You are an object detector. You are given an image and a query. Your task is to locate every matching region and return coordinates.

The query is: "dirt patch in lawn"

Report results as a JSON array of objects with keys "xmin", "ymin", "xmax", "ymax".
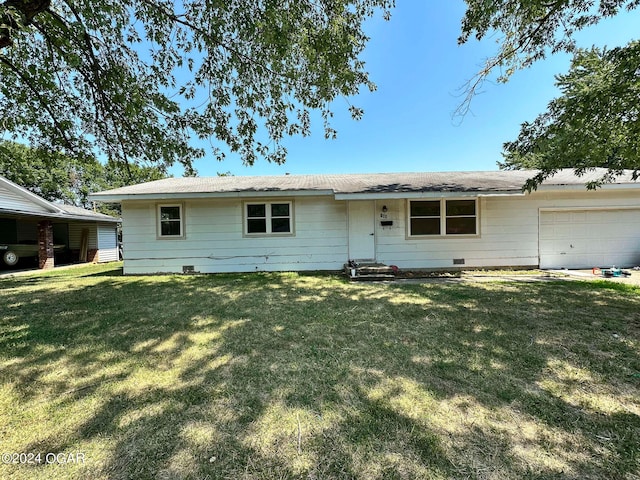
[{"xmin": 396, "ymin": 269, "xmax": 568, "ymax": 284}]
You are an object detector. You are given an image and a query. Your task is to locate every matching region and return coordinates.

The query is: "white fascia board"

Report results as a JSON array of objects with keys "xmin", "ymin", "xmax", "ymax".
[
  {"xmin": 536, "ymin": 183, "xmax": 640, "ymax": 192},
  {"xmin": 333, "ymin": 190, "xmax": 524, "ymax": 200},
  {"xmin": 89, "ymin": 189, "xmax": 336, "ymax": 203},
  {"xmin": 477, "ymin": 192, "xmax": 527, "ymax": 197}
]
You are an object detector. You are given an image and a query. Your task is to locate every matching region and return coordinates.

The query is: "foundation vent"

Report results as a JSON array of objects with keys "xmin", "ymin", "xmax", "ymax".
[{"xmin": 453, "ymin": 258, "xmax": 465, "ymax": 265}]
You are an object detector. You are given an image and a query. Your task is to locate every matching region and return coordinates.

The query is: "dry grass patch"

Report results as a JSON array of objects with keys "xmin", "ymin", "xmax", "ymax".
[{"xmin": 1, "ymin": 263, "xmax": 639, "ymax": 479}]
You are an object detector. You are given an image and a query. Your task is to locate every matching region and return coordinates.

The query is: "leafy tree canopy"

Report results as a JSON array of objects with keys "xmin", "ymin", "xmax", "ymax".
[
  {"xmin": 0, "ymin": 140, "xmax": 166, "ymax": 211},
  {"xmin": 500, "ymin": 41, "xmax": 640, "ymax": 190},
  {"xmin": 0, "ymin": 0, "xmax": 393, "ymax": 172},
  {"xmin": 458, "ymin": 0, "xmax": 639, "ymax": 109},
  {"xmin": 459, "ymin": 0, "xmax": 640, "ymax": 188}
]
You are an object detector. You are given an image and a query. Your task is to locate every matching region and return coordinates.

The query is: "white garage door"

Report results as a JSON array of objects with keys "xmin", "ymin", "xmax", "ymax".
[{"xmin": 539, "ymin": 209, "xmax": 640, "ymax": 269}]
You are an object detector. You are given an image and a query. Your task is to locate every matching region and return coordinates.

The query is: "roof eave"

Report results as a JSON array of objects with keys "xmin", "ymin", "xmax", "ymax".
[
  {"xmin": 90, "ymin": 189, "xmax": 336, "ymax": 202},
  {"xmin": 536, "ymin": 183, "xmax": 640, "ymax": 192},
  {"xmin": 334, "ymin": 190, "xmax": 526, "ymax": 200},
  {"xmin": 0, "ymin": 208, "xmax": 119, "ymax": 223},
  {"xmin": 91, "ymin": 189, "xmax": 532, "ymax": 202}
]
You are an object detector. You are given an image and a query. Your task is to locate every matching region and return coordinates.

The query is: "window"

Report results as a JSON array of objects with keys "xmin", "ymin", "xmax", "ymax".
[
  {"xmin": 445, "ymin": 200, "xmax": 476, "ymax": 235},
  {"xmin": 408, "ymin": 199, "xmax": 477, "ymax": 236},
  {"xmin": 245, "ymin": 202, "xmax": 292, "ymax": 235},
  {"xmin": 158, "ymin": 204, "xmax": 184, "ymax": 238},
  {"xmin": 410, "ymin": 200, "xmax": 441, "ymax": 235}
]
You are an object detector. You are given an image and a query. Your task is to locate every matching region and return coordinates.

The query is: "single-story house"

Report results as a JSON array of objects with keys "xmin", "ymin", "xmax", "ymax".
[
  {"xmin": 0, "ymin": 175, "xmax": 120, "ymax": 269},
  {"xmin": 88, "ymin": 169, "xmax": 640, "ymax": 275}
]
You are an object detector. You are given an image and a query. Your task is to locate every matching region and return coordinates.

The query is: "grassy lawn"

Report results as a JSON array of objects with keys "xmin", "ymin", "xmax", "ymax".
[{"xmin": 1, "ymin": 263, "xmax": 639, "ymax": 479}]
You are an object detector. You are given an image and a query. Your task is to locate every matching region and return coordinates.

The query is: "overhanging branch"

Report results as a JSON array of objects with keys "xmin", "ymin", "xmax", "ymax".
[{"xmin": 0, "ymin": 54, "xmax": 74, "ymax": 148}]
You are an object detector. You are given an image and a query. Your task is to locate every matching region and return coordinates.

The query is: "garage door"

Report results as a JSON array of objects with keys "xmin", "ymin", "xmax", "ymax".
[{"xmin": 539, "ymin": 209, "xmax": 640, "ymax": 269}]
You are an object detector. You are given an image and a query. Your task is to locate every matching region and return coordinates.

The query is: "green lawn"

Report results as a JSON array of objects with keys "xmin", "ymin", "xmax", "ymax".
[{"xmin": 1, "ymin": 263, "xmax": 639, "ymax": 479}]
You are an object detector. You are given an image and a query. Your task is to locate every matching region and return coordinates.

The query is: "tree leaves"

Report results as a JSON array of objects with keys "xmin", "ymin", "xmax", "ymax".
[
  {"xmin": 0, "ymin": 140, "xmax": 166, "ymax": 211},
  {"xmin": 500, "ymin": 41, "xmax": 640, "ymax": 189},
  {"xmin": 459, "ymin": 1, "xmax": 640, "ymax": 188},
  {"xmin": 456, "ymin": 0, "xmax": 639, "ymax": 116},
  {"xmin": 0, "ymin": 0, "xmax": 394, "ymax": 171}
]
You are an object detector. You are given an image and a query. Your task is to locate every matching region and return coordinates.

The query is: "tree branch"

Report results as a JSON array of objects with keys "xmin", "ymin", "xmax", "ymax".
[
  {"xmin": 0, "ymin": 0, "xmax": 51, "ymax": 48},
  {"xmin": 0, "ymin": 55, "xmax": 74, "ymax": 148},
  {"xmin": 137, "ymin": 0, "xmax": 294, "ymax": 83},
  {"xmin": 57, "ymin": 0, "xmax": 134, "ymax": 168},
  {"xmin": 42, "ymin": 7, "xmax": 105, "ymax": 128},
  {"xmin": 455, "ymin": 1, "xmax": 568, "ymax": 118}
]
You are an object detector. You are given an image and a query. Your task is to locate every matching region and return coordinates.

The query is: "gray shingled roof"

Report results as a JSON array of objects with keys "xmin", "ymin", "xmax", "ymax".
[
  {"xmin": 90, "ymin": 169, "xmax": 640, "ymax": 199},
  {"xmin": 0, "ymin": 203, "xmax": 120, "ymax": 222},
  {"xmin": 57, "ymin": 204, "xmax": 120, "ymax": 222}
]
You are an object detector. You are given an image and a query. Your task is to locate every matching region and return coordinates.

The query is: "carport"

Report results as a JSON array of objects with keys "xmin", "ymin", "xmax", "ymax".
[{"xmin": 0, "ymin": 175, "xmax": 119, "ymax": 269}]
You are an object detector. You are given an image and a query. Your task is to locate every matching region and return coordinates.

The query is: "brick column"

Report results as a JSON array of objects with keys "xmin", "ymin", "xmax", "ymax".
[
  {"xmin": 38, "ymin": 220, "xmax": 55, "ymax": 269},
  {"xmin": 87, "ymin": 249, "xmax": 98, "ymax": 263}
]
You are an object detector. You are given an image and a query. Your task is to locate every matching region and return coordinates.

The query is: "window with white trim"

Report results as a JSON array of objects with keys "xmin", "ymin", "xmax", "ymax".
[
  {"xmin": 245, "ymin": 201, "xmax": 292, "ymax": 235},
  {"xmin": 158, "ymin": 204, "xmax": 184, "ymax": 238},
  {"xmin": 408, "ymin": 199, "xmax": 477, "ymax": 236}
]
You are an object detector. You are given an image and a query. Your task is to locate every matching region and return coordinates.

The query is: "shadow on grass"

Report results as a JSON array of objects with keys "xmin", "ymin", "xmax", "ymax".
[
  {"xmin": 80, "ymin": 267, "xmax": 124, "ymax": 278},
  {"xmin": 1, "ymin": 271, "xmax": 639, "ymax": 479}
]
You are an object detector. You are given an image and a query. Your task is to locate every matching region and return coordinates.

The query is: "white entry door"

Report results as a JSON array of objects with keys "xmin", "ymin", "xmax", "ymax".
[{"xmin": 348, "ymin": 201, "xmax": 376, "ymax": 261}]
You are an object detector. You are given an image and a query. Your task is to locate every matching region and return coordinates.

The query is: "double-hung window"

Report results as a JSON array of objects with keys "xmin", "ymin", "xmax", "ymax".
[
  {"xmin": 445, "ymin": 200, "xmax": 477, "ymax": 235},
  {"xmin": 409, "ymin": 200, "xmax": 441, "ymax": 235},
  {"xmin": 408, "ymin": 199, "xmax": 477, "ymax": 237},
  {"xmin": 245, "ymin": 201, "xmax": 293, "ymax": 235},
  {"xmin": 157, "ymin": 204, "xmax": 184, "ymax": 238}
]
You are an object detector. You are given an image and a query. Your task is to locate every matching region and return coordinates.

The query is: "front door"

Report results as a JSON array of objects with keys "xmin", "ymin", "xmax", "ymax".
[{"xmin": 348, "ymin": 201, "xmax": 376, "ymax": 261}]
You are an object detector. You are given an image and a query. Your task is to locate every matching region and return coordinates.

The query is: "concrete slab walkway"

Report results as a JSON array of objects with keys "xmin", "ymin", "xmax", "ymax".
[{"xmin": 547, "ymin": 269, "xmax": 640, "ymax": 286}]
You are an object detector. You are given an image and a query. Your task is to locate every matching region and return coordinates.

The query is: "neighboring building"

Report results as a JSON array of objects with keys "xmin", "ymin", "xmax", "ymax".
[
  {"xmin": 89, "ymin": 169, "xmax": 640, "ymax": 275},
  {"xmin": 0, "ymin": 175, "xmax": 119, "ymax": 269}
]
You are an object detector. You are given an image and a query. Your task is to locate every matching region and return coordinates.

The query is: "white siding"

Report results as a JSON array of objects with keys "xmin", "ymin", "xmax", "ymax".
[
  {"xmin": 68, "ymin": 223, "xmax": 97, "ymax": 250},
  {"xmin": 120, "ymin": 189, "xmax": 640, "ymax": 274},
  {"xmin": 374, "ymin": 197, "xmax": 538, "ymax": 269},
  {"xmin": 97, "ymin": 224, "xmax": 119, "ymax": 263},
  {"xmin": 0, "ymin": 183, "xmax": 50, "ymax": 213},
  {"xmin": 121, "ymin": 197, "xmax": 348, "ymax": 274},
  {"xmin": 375, "ymin": 190, "xmax": 640, "ymax": 270}
]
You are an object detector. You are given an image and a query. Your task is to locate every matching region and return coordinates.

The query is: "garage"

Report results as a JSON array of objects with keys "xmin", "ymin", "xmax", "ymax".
[{"xmin": 539, "ymin": 208, "xmax": 640, "ymax": 269}]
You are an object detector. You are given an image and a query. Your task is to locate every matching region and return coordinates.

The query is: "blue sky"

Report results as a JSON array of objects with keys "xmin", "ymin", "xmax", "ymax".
[{"xmin": 177, "ymin": 2, "xmax": 640, "ymax": 178}]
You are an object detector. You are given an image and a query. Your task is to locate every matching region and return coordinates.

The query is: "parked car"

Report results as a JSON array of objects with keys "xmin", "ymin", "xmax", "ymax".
[{"xmin": 1, "ymin": 243, "xmax": 66, "ymax": 267}]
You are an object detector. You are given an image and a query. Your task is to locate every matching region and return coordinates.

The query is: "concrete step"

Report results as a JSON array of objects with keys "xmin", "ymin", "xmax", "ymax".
[
  {"xmin": 345, "ymin": 263, "xmax": 396, "ymax": 281},
  {"xmin": 351, "ymin": 274, "xmax": 396, "ymax": 281}
]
